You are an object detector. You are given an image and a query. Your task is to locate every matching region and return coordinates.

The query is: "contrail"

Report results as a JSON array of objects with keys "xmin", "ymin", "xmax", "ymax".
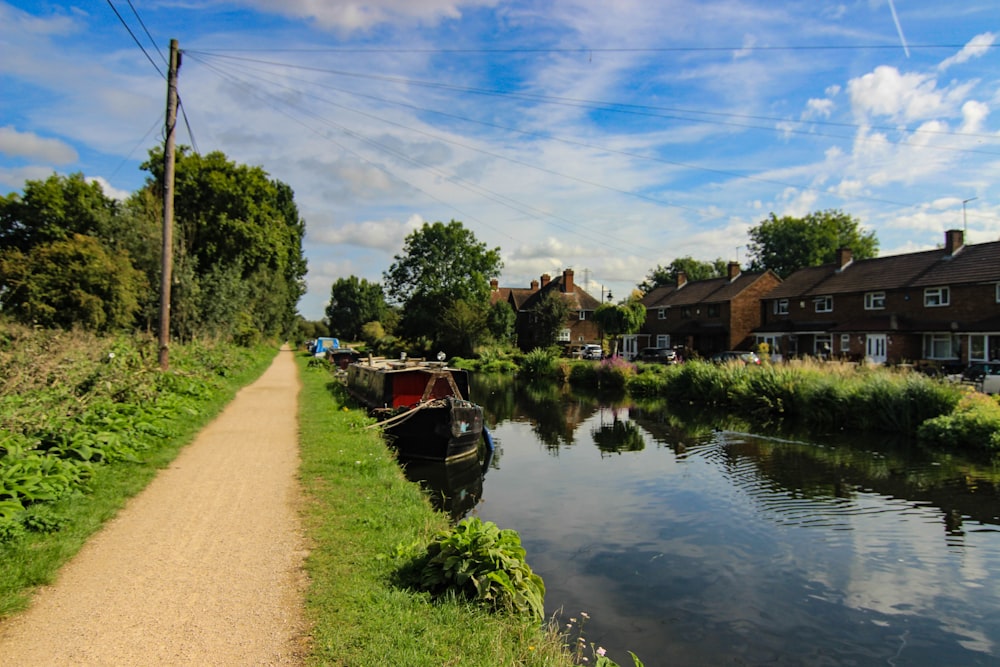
[{"xmin": 887, "ymin": 0, "xmax": 911, "ymax": 58}]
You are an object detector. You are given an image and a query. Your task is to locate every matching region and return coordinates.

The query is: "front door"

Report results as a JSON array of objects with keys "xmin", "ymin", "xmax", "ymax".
[
  {"xmin": 622, "ymin": 335, "xmax": 639, "ymax": 360},
  {"xmin": 866, "ymin": 334, "xmax": 887, "ymax": 365}
]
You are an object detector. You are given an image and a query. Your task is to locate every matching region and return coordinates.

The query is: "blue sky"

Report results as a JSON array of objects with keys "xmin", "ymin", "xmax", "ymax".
[{"xmin": 1, "ymin": 1, "xmax": 998, "ymax": 320}]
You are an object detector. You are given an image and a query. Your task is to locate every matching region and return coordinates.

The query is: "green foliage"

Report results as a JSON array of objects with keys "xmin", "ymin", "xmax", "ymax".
[
  {"xmin": 325, "ymin": 275, "xmax": 389, "ymax": 341},
  {"xmin": 440, "ymin": 298, "xmax": 489, "ymax": 358},
  {"xmin": 415, "ymin": 517, "xmax": 546, "ymax": 623},
  {"xmin": 593, "ymin": 298, "xmax": 645, "ymax": 354},
  {"xmin": 486, "ymin": 299, "xmax": 516, "ymax": 344},
  {"xmin": 528, "ymin": 291, "xmax": 570, "ymax": 348},
  {"xmin": 918, "ymin": 392, "xmax": 1000, "ymax": 452},
  {"xmin": 638, "ymin": 256, "xmax": 726, "ymax": 293},
  {"xmin": 747, "ymin": 209, "xmax": 878, "ymax": 278},
  {"xmin": 383, "ymin": 220, "xmax": 502, "ymax": 345},
  {"xmin": 521, "ymin": 347, "xmax": 565, "ymax": 381},
  {"xmin": 595, "ymin": 355, "xmax": 637, "ymax": 390},
  {"xmin": 0, "ymin": 233, "xmax": 145, "ymax": 332}
]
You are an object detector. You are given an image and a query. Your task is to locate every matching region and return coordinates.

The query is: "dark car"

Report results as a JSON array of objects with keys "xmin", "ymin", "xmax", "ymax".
[
  {"xmin": 961, "ymin": 362, "xmax": 1000, "ymax": 382},
  {"xmin": 639, "ymin": 347, "xmax": 678, "ymax": 363},
  {"xmin": 710, "ymin": 350, "xmax": 761, "ymax": 365}
]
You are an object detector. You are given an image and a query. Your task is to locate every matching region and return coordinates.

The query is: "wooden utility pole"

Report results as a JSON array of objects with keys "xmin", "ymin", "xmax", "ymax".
[{"xmin": 159, "ymin": 38, "xmax": 179, "ymax": 370}]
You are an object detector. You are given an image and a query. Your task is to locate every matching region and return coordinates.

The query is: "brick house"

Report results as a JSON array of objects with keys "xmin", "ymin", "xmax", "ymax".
[
  {"xmin": 754, "ymin": 230, "xmax": 1000, "ymax": 366},
  {"xmin": 491, "ymin": 268, "xmax": 603, "ymax": 352},
  {"xmin": 635, "ymin": 262, "xmax": 782, "ymax": 359}
]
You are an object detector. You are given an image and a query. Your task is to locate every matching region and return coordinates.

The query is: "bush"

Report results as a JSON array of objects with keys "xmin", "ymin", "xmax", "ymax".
[
  {"xmin": 917, "ymin": 392, "xmax": 1000, "ymax": 452},
  {"xmin": 520, "ymin": 348, "xmax": 563, "ymax": 381},
  {"xmin": 415, "ymin": 517, "xmax": 546, "ymax": 623}
]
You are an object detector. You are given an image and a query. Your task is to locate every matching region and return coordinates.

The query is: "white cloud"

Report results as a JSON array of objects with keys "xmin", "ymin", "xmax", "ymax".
[
  {"xmin": 311, "ymin": 215, "xmax": 423, "ymax": 252},
  {"xmin": 0, "ymin": 126, "xmax": 77, "ymax": 164},
  {"xmin": 803, "ymin": 98, "xmax": 835, "ymax": 119},
  {"xmin": 236, "ymin": 0, "xmax": 499, "ymax": 31},
  {"xmin": 847, "ymin": 66, "xmax": 966, "ymax": 122},
  {"xmin": 938, "ymin": 32, "xmax": 996, "ymax": 72},
  {"xmin": 86, "ymin": 176, "xmax": 130, "ymax": 202}
]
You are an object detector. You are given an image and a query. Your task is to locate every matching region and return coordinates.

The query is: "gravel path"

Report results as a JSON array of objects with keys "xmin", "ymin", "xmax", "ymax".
[{"xmin": 0, "ymin": 347, "xmax": 308, "ymax": 666}]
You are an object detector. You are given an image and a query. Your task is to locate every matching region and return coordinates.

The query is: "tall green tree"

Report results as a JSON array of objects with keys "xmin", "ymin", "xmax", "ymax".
[
  {"xmin": 486, "ymin": 299, "xmax": 516, "ymax": 345},
  {"xmin": 747, "ymin": 209, "xmax": 878, "ymax": 278},
  {"xmin": 0, "ymin": 173, "xmax": 118, "ymax": 253},
  {"xmin": 383, "ymin": 220, "xmax": 502, "ymax": 345},
  {"xmin": 529, "ymin": 291, "xmax": 570, "ymax": 348},
  {"xmin": 639, "ymin": 256, "xmax": 727, "ymax": 293},
  {"xmin": 325, "ymin": 276, "xmax": 389, "ymax": 341},
  {"xmin": 140, "ymin": 147, "xmax": 307, "ymax": 341},
  {"xmin": 0, "ymin": 233, "xmax": 144, "ymax": 331},
  {"xmin": 594, "ymin": 295, "xmax": 646, "ymax": 356},
  {"xmin": 440, "ymin": 299, "xmax": 489, "ymax": 357}
]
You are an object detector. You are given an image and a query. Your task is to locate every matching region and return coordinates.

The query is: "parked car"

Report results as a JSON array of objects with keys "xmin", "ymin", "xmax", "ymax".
[
  {"xmin": 710, "ymin": 350, "xmax": 761, "ymax": 365},
  {"xmin": 580, "ymin": 344, "xmax": 603, "ymax": 360},
  {"xmin": 639, "ymin": 347, "xmax": 678, "ymax": 364},
  {"xmin": 961, "ymin": 361, "xmax": 1000, "ymax": 383}
]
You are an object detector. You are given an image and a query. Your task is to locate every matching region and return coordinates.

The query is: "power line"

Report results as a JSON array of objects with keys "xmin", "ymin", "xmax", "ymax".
[{"xmin": 105, "ymin": 0, "xmax": 164, "ymax": 79}]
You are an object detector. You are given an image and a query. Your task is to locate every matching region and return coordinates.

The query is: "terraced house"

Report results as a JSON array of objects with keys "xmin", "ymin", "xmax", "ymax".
[
  {"xmin": 754, "ymin": 230, "xmax": 1000, "ymax": 368},
  {"xmin": 636, "ymin": 262, "xmax": 781, "ymax": 359}
]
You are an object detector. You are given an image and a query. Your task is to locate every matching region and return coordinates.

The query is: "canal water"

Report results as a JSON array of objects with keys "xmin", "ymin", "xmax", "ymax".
[{"xmin": 405, "ymin": 376, "xmax": 1000, "ymax": 666}]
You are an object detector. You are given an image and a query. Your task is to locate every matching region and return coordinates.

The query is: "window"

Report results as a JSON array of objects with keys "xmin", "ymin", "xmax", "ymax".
[
  {"xmin": 557, "ymin": 328, "xmax": 570, "ymax": 342},
  {"xmin": 578, "ymin": 310, "xmax": 586, "ymax": 320},
  {"xmin": 682, "ymin": 307, "xmax": 692, "ymax": 318},
  {"xmin": 924, "ymin": 286, "xmax": 950, "ymax": 307},
  {"xmin": 864, "ymin": 291, "xmax": 886, "ymax": 310},
  {"xmin": 923, "ymin": 333, "xmax": 959, "ymax": 359},
  {"xmin": 840, "ymin": 334, "xmax": 851, "ymax": 353},
  {"xmin": 814, "ymin": 296, "xmax": 833, "ymax": 313},
  {"xmin": 996, "ymin": 283, "xmax": 1000, "ymax": 303},
  {"xmin": 656, "ymin": 335, "xmax": 670, "ymax": 349},
  {"xmin": 773, "ymin": 299, "xmax": 789, "ymax": 315},
  {"xmin": 815, "ymin": 334, "xmax": 833, "ymax": 356},
  {"xmin": 658, "ymin": 308, "xmax": 666, "ymax": 320},
  {"xmin": 707, "ymin": 304, "xmax": 720, "ymax": 317}
]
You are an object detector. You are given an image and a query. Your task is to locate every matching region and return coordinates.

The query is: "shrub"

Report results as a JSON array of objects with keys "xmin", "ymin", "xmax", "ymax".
[
  {"xmin": 596, "ymin": 356, "xmax": 636, "ymax": 390},
  {"xmin": 416, "ymin": 517, "xmax": 546, "ymax": 623},
  {"xmin": 520, "ymin": 347, "xmax": 563, "ymax": 381},
  {"xmin": 917, "ymin": 392, "xmax": 1000, "ymax": 452}
]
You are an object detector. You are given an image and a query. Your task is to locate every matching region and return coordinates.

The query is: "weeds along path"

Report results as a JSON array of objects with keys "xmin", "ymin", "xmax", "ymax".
[{"xmin": 0, "ymin": 346, "xmax": 308, "ymax": 665}]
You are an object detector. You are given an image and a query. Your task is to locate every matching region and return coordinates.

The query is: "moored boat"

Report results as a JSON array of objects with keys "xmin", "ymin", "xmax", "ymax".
[{"xmin": 345, "ymin": 357, "xmax": 484, "ymax": 461}]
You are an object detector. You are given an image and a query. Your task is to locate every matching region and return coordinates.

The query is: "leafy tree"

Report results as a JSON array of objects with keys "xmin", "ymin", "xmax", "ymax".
[
  {"xmin": 486, "ymin": 299, "xmax": 516, "ymax": 344},
  {"xmin": 440, "ymin": 299, "xmax": 489, "ymax": 357},
  {"xmin": 639, "ymin": 256, "xmax": 727, "ymax": 293},
  {"xmin": 747, "ymin": 209, "xmax": 878, "ymax": 278},
  {"xmin": 0, "ymin": 234, "xmax": 144, "ymax": 331},
  {"xmin": 140, "ymin": 147, "xmax": 307, "ymax": 341},
  {"xmin": 325, "ymin": 276, "xmax": 388, "ymax": 341},
  {"xmin": 0, "ymin": 173, "xmax": 118, "ymax": 253},
  {"xmin": 529, "ymin": 291, "xmax": 570, "ymax": 348},
  {"xmin": 594, "ymin": 295, "xmax": 646, "ymax": 356},
  {"xmin": 383, "ymin": 220, "xmax": 502, "ymax": 345}
]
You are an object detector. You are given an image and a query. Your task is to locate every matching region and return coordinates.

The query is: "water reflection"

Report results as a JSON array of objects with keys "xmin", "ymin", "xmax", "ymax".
[
  {"xmin": 467, "ymin": 373, "xmax": 1000, "ymax": 666},
  {"xmin": 400, "ymin": 446, "xmax": 492, "ymax": 521}
]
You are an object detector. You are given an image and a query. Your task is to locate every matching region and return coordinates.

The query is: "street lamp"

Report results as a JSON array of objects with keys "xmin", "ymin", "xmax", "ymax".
[{"xmin": 963, "ymin": 197, "xmax": 978, "ymax": 232}]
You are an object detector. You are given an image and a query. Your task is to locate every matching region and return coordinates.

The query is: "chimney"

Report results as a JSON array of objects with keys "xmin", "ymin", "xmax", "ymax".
[
  {"xmin": 490, "ymin": 278, "xmax": 498, "ymax": 291},
  {"xmin": 540, "ymin": 273, "xmax": 551, "ymax": 288},
  {"xmin": 677, "ymin": 271, "xmax": 688, "ymax": 288},
  {"xmin": 945, "ymin": 229, "xmax": 964, "ymax": 256},
  {"xmin": 530, "ymin": 279, "xmax": 539, "ymax": 291},
  {"xmin": 836, "ymin": 247, "xmax": 853, "ymax": 272},
  {"xmin": 727, "ymin": 261, "xmax": 741, "ymax": 281},
  {"xmin": 562, "ymin": 268, "xmax": 574, "ymax": 293}
]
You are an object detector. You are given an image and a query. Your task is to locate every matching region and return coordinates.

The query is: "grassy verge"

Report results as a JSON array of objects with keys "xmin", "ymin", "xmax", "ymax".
[
  {"xmin": 0, "ymin": 326, "xmax": 277, "ymax": 617},
  {"xmin": 296, "ymin": 355, "xmax": 574, "ymax": 667}
]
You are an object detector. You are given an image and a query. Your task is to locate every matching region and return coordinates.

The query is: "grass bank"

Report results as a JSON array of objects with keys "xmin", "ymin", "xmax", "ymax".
[
  {"xmin": 0, "ymin": 323, "xmax": 277, "ymax": 616},
  {"xmin": 295, "ymin": 355, "xmax": 575, "ymax": 667}
]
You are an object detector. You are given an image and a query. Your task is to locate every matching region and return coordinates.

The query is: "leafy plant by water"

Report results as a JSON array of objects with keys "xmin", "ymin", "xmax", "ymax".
[{"xmin": 414, "ymin": 517, "xmax": 546, "ymax": 622}]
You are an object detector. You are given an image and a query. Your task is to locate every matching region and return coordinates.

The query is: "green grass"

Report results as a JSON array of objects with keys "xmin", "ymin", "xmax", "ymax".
[
  {"xmin": 0, "ymin": 328, "xmax": 277, "ymax": 616},
  {"xmin": 296, "ymin": 355, "xmax": 575, "ymax": 667}
]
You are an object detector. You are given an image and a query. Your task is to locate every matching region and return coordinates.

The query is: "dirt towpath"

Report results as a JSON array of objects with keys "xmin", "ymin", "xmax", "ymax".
[{"xmin": 0, "ymin": 347, "xmax": 308, "ymax": 666}]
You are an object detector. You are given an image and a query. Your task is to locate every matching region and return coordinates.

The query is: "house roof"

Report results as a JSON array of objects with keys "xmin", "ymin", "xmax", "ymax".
[
  {"xmin": 642, "ymin": 271, "xmax": 777, "ymax": 308},
  {"xmin": 518, "ymin": 273, "xmax": 602, "ymax": 311},
  {"xmin": 765, "ymin": 236, "xmax": 1000, "ymax": 299}
]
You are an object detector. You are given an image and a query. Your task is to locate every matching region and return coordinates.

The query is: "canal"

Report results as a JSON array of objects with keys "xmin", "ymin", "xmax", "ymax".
[{"xmin": 406, "ymin": 376, "xmax": 1000, "ymax": 665}]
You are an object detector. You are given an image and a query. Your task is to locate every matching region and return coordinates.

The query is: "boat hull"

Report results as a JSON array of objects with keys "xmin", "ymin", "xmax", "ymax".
[{"xmin": 382, "ymin": 396, "xmax": 483, "ymax": 461}]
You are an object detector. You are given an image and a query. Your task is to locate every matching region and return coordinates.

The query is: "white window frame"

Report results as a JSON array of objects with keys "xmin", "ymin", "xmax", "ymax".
[
  {"xmin": 578, "ymin": 310, "xmax": 586, "ymax": 320},
  {"xmin": 864, "ymin": 291, "xmax": 886, "ymax": 310},
  {"xmin": 924, "ymin": 286, "xmax": 950, "ymax": 307},
  {"xmin": 840, "ymin": 333, "xmax": 851, "ymax": 353},
  {"xmin": 557, "ymin": 328, "xmax": 571, "ymax": 342},
  {"xmin": 656, "ymin": 334, "xmax": 670, "ymax": 349},
  {"xmin": 658, "ymin": 308, "xmax": 667, "ymax": 320},
  {"xmin": 995, "ymin": 283, "xmax": 1000, "ymax": 303},
  {"xmin": 923, "ymin": 333, "xmax": 959, "ymax": 360},
  {"xmin": 814, "ymin": 296, "xmax": 833, "ymax": 313},
  {"xmin": 774, "ymin": 299, "xmax": 789, "ymax": 315},
  {"xmin": 815, "ymin": 334, "xmax": 833, "ymax": 355}
]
